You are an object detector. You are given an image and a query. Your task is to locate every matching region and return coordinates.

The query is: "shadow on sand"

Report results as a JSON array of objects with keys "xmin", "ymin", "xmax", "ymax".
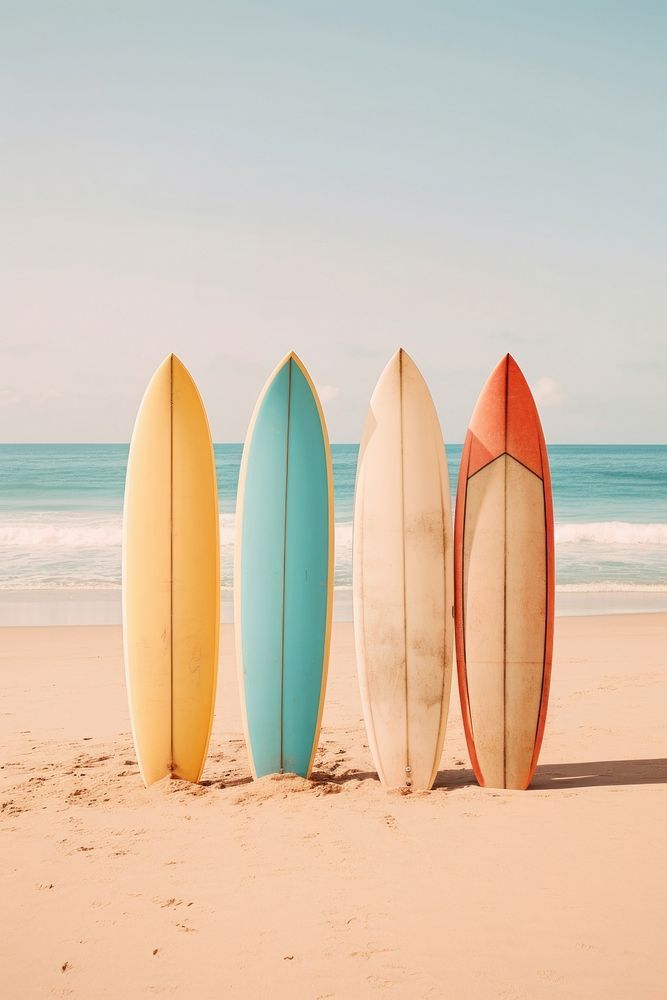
[
  {"xmin": 199, "ymin": 775, "xmax": 253, "ymax": 788},
  {"xmin": 531, "ymin": 758, "xmax": 667, "ymax": 789},
  {"xmin": 199, "ymin": 759, "xmax": 667, "ymax": 792},
  {"xmin": 434, "ymin": 758, "xmax": 667, "ymax": 791},
  {"xmin": 310, "ymin": 769, "xmax": 379, "ymax": 786}
]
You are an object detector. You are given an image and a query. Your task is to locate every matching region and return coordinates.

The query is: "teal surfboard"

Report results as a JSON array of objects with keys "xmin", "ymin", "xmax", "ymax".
[{"xmin": 235, "ymin": 353, "xmax": 334, "ymax": 778}]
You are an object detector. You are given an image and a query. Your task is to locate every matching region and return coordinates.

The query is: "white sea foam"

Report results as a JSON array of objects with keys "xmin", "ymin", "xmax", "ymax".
[
  {"xmin": 336, "ymin": 521, "xmax": 667, "ymax": 549},
  {"xmin": 0, "ymin": 512, "xmax": 353, "ymax": 567},
  {"xmin": 2, "ymin": 515, "xmax": 665, "ymax": 549},
  {"xmin": 2, "ymin": 512, "xmax": 665, "ymax": 594},
  {"xmin": 219, "ymin": 513, "xmax": 236, "ymax": 544},
  {"xmin": 555, "ymin": 522, "xmax": 667, "ymax": 545},
  {"xmin": 334, "ymin": 522, "xmax": 353, "ymax": 557},
  {"xmin": 0, "ymin": 515, "xmax": 123, "ymax": 547}
]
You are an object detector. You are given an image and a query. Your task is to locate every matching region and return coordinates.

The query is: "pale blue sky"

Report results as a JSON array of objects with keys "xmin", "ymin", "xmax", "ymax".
[{"xmin": 1, "ymin": 1, "xmax": 665, "ymax": 442}]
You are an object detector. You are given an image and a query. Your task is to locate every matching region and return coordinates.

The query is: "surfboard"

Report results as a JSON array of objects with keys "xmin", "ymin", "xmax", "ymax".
[
  {"xmin": 454, "ymin": 354, "xmax": 555, "ymax": 790},
  {"xmin": 234, "ymin": 353, "xmax": 333, "ymax": 779},
  {"xmin": 123, "ymin": 354, "xmax": 220, "ymax": 787},
  {"xmin": 353, "ymin": 349, "xmax": 454, "ymax": 791}
]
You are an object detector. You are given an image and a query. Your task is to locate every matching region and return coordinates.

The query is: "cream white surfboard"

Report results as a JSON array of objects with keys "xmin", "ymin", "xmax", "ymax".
[
  {"xmin": 123, "ymin": 354, "xmax": 220, "ymax": 787},
  {"xmin": 353, "ymin": 349, "xmax": 454, "ymax": 791}
]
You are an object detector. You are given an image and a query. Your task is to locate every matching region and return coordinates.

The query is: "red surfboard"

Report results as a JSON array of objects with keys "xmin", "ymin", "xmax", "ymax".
[{"xmin": 454, "ymin": 355, "xmax": 555, "ymax": 789}]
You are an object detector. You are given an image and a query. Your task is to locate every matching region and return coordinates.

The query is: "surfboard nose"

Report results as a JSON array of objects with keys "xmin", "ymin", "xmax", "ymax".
[
  {"xmin": 467, "ymin": 354, "xmax": 545, "ymax": 478},
  {"xmin": 377, "ymin": 348, "xmax": 424, "ymax": 393}
]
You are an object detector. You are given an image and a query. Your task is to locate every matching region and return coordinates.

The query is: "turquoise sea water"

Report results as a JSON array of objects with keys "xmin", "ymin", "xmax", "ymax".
[{"xmin": 0, "ymin": 444, "xmax": 665, "ymax": 598}]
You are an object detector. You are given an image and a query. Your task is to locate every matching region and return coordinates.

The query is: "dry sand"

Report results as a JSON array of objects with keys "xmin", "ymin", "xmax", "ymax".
[{"xmin": 1, "ymin": 615, "xmax": 666, "ymax": 999}]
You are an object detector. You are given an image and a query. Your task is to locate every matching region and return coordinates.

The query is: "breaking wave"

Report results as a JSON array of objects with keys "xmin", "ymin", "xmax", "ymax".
[
  {"xmin": 1, "ymin": 513, "xmax": 665, "ymax": 592},
  {"xmin": 555, "ymin": 522, "xmax": 667, "ymax": 545},
  {"xmin": 0, "ymin": 515, "xmax": 122, "ymax": 547}
]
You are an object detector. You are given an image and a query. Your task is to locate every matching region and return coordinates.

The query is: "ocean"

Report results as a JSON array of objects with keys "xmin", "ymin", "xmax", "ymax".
[{"xmin": 0, "ymin": 444, "xmax": 665, "ymax": 623}]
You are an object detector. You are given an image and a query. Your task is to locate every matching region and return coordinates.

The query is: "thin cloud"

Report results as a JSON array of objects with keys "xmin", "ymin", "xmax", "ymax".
[
  {"xmin": 0, "ymin": 388, "xmax": 22, "ymax": 406},
  {"xmin": 533, "ymin": 376, "xmax": 566, "ymax": 408},
  {"xmin": 316, "ymin": 384, "xmax": 340, "ymax": 404}
]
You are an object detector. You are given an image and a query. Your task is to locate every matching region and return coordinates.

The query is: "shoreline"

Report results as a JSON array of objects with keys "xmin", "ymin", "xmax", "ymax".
[{"xmin": 2, "ymin": 586, "xmax": 667, "ymax": 626}]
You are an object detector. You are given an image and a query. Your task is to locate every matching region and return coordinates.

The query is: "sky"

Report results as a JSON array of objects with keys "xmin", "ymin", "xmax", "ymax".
[{"xmin": 1, "ymin": 1, "xmax": 665, "ymax": 443}]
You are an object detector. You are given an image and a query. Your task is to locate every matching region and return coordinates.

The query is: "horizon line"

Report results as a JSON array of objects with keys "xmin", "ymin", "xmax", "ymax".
[{"xmin": 0, "ymin": 441, "xmax": 666, "ymax": 448}]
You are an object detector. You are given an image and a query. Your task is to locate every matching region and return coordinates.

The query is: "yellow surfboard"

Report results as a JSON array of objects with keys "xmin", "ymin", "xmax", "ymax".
[{"xmin": 123, "ymin": 355, "xmax": 220, "ymax": 786}]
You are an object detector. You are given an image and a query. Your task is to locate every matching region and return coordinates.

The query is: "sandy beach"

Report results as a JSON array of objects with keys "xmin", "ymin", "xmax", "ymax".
[{"xmin": 2, "ymin": 614, "xmax": 666, "ymax": 999}]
